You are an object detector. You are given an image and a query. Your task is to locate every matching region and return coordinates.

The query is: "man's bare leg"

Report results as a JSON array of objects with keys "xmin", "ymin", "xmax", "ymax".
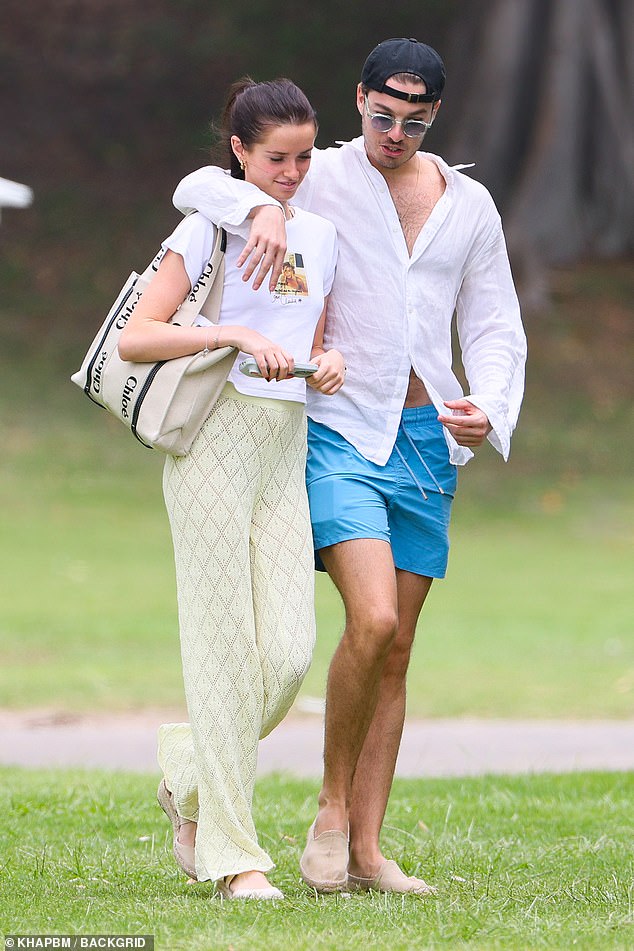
[
  {"xmin": 347, "ymin": 569, "xmax": 433, "ymax": 877},
  {"xmin": 314, "ymin": 538, "xmax": 400, "ymax": 836}
]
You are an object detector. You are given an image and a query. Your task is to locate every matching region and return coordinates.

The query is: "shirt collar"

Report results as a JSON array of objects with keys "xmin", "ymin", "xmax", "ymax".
[{"xmin": 334, "ymin": 136, "xmax": 474, "ymax": 176}]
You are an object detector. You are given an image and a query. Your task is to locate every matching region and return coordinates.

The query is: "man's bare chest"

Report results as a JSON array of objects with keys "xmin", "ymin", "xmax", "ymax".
[{"xmin": 390, "ymin": 165, "xmax": 445, "ymax": 255}]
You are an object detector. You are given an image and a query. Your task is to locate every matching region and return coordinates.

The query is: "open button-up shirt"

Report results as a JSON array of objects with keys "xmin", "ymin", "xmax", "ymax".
[{"xmin": 173, "ymin": 137, "xmax": 527, "ymax": 466}]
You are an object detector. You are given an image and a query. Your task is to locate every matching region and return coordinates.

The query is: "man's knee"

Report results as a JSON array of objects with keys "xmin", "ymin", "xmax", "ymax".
[
  {"xmin": 383, "ymin": 631, "xmax": 415, "ymax": 680},
  {"xmin": 342, "ymin": 606, "xmax": 399, "ymax": 660}
]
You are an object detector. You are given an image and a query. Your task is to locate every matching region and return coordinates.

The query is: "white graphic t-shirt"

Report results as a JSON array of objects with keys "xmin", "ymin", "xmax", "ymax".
[{"xmin": 163, "ymin": 209, "xmax": 338, "ymax": 403}]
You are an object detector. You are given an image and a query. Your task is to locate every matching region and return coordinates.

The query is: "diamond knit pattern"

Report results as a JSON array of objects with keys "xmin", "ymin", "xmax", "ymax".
[{"xmin": 158, "ymin": 389, "xmax": 315, "ymax": 882}]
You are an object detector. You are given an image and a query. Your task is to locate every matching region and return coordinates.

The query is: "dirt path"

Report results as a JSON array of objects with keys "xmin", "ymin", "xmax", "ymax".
[{"xmin": 2, "ymin": 708, "xmax": 634, "ymax": 776}]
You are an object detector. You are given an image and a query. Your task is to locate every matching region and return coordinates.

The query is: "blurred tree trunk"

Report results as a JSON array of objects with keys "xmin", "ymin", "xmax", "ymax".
[{"xmin": 446, "ymin": 0, "xmax": 634, "ymax": 309}]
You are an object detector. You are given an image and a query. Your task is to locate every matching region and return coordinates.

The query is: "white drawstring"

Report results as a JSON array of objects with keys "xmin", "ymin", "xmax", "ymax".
[{"xmin": 394, "ymin": 422, "xmax": 445, "ymax": 500}]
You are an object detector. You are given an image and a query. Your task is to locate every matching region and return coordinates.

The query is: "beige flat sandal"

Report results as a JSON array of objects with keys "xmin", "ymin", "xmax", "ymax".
[
  {"xmin": 347, "ymin": 859, "xmax": 437, "ymax": 896},
  {"xmin": 156, "ymin": 779, "xmax": 197, "ymax": 880},
  {"xmin": 299, "ymin": 819, "xmax": 349, "ymax": 892}
]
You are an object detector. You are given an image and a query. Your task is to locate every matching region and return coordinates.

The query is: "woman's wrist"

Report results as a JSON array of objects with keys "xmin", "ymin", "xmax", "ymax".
[
  {"xmin": 212, "ymin": 325, "xmax": 248, "ymax": 351},
  {"xmin": 202, "ymin": 326, "xmax": 223, "ymax": 353}
]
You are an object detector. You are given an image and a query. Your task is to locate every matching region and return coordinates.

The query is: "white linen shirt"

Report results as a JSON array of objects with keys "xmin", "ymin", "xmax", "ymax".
[
  {"xmin": 174, "ymin": 138, "xmax": 527, "ymax": 465},
  {"xmin": 162, "ymin": 210, "xmax": 337, "ymax": 403}
]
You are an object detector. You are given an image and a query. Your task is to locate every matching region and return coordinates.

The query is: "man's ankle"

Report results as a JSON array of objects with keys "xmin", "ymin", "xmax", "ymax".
[
  {"xmin": 348, "ymin": 846, "xmax": 384, "ymax": 878},
  {"xmin": 314, "ymin": 799, "xmax": 349, "ymax": 836}
]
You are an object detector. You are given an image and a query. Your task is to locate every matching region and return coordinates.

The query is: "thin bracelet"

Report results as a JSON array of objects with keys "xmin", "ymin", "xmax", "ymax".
[{"xmin": 202, "ymin": 328, "xmax": 221, "ymax": 354}]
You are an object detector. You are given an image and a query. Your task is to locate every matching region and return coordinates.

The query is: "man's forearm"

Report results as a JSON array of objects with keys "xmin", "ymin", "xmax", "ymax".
[{"xmin": 172, "ymin": 166, "xmax": 283, "ymax": 237}]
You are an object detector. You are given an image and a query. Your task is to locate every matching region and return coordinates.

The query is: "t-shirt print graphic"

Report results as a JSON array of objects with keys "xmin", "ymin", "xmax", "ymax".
[{"xmin": 274, "ymin": 252, "xmax": 309, "ymax": 299}]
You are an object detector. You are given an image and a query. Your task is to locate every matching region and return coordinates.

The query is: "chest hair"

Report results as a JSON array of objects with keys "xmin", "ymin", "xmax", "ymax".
[{"xmin": 390, "ymin": 160, "xmax": 446, "ymax": 255}]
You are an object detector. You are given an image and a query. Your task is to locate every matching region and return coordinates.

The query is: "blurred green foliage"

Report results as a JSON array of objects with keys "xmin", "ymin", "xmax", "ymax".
[{"xmin": 0, "ymin": 1, "xmax": 456, "ymax": 350}]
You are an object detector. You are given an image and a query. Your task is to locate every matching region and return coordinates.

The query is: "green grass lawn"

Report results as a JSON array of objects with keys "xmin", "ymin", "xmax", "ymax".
[
  {"xmin": 1, "ymin": 341, "xmax": 633, "ymax": 718},
  {"xmin": 2, "ymin": 767, "xmax": 633, "ymax": 950}
]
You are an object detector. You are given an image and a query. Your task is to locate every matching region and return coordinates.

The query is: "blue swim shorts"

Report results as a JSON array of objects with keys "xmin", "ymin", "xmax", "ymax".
[{"xmin": 306, "ymin": 406, "xmax": 458, "ymax": 578}]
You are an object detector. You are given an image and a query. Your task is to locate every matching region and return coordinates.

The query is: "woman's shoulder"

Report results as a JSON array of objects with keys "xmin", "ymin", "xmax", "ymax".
[
  {"xmin": 162, "ymin": 212, "xmax": 219, "ymax": 289},
  {"xmin": 165, "ymin": 210, "xmax": 217, "ymax": 246}
]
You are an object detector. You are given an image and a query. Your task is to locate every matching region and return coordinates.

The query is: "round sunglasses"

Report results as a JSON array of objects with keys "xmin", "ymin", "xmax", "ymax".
[{"xmin": 364, "ymin": 96, "xmax": 433, "ymax": 138}]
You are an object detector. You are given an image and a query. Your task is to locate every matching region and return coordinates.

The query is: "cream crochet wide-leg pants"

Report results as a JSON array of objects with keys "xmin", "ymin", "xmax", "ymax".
[{"xmin": 158, "ymin": 386, "xmax": 315, "ymax": 882}]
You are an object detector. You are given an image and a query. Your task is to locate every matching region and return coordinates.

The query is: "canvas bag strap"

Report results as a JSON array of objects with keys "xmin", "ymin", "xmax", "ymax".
[
  {"xmin": 172, "ymin": 225, "xmax": 227, "ymax": 329},
  {"xmin": 197, "ymin": 227, "xmax": 227, "ymax": 326}
]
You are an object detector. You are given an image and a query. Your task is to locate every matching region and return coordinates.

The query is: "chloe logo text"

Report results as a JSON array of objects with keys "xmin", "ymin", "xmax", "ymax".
[
  {"xmin": 115, "ymin": 289, "xmax": 143, "ymax": 331},
  {"xmin": 92, "ymin": 350, "xmax": 108, "ymax": 393},
  {"xmin": 189, "ymin": 262, "xmax": 214, "ymax": 303},
  {"xmin": 121, "ymin": 376, "xmax": 138, "ymax": 419}
]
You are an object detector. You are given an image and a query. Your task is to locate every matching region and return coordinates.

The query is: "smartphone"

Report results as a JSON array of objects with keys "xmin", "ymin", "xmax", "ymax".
[{"xmin": 239, "ymin": 357, "xmax": 318, "ymax": 378}]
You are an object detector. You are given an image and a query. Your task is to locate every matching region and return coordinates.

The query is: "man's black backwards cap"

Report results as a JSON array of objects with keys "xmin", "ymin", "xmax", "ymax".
[{"xmin": 361, "ymin": 37, "xmax": 445, "ymax": 103}]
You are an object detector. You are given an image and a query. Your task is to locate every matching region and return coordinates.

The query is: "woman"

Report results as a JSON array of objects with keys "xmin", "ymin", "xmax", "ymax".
[
  {"xmin": 279, "ymin": 261, "xmax": 308, "ymax": 294},
  {"xmin": 119, "ymin": 77, "xmax": 344, "ymax": 900}
]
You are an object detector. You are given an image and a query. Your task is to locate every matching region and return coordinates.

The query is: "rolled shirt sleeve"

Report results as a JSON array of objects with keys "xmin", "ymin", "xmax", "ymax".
[
  {"xmin": 456, "ymin": 219, "xmax": 526, "ymax": 460},
  {"xmin": 173, "ymin": 166, "xmax": 282, "ymax": 239}
]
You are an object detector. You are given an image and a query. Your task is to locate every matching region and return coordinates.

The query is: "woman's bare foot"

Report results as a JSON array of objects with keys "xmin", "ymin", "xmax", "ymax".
[
  {"xmin": 156, "ymin": 780, "xmax": 198, "ymax": 880},
  {"xmin": 177, "ymin": 818, "xmax": 196, "ymax": 849},
  {"xmin": 230, "ymin": 870, "xmax": 272, "ymax": 891},
  {"xmin": 218, "ymin": 870, "xmax": 284, "ymax": 900}
]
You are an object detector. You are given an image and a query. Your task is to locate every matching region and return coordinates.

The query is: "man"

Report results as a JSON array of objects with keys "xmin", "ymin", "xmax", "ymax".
[{"xmin": 173, "ymin": 38, "xmax": 527, "ymax": 895}]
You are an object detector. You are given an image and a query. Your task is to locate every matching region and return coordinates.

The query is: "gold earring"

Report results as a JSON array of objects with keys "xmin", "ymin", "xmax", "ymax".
[{"xmin": 239, "ymin": 158, "xmax": 246, "ymax": 171}]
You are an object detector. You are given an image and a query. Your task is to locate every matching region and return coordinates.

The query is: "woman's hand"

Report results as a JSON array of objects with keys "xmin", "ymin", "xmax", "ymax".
[
  {"xmin": 307, "ymin": 349, "xmax": 346, "ymax": 395},
  {"xmin": 232, "ymin": 327, "xmax": 295, "ymax": 381}
]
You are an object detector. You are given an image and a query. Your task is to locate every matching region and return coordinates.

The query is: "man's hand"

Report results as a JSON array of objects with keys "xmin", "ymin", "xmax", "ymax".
[
  {"xmin": 237, "ymin": 205, "xmax": 288, "ymax": 291},
  {"xmin": 438, "ymin": 398, "xmax": 492, "ymax": 447},
  {"xmin": 307, "ymin": 350, "xmax": 346, "ymax": 395}
]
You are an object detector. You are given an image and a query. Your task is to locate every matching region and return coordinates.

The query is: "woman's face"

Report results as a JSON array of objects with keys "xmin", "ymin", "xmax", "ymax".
[{"xmin": 232, "ymin": 122, "xmax": 316, "ymax": 205}]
